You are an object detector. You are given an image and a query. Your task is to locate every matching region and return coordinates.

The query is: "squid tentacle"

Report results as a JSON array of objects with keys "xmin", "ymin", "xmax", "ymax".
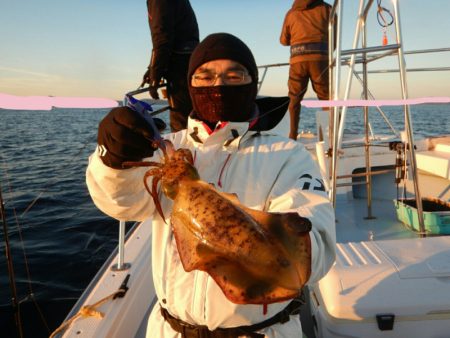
[
  {"xmin": 151, "ymin": 173, "xmax": 166, "ymax": 224},
  {"xmin": 141, "ymin": 168, "xmax": 165, "ymax": 222}
]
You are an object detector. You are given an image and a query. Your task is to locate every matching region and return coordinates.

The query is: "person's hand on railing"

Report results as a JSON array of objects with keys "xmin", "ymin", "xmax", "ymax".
[{"xmin": 141, "ymin": 68, "xmax": 162, "ymax": 100}]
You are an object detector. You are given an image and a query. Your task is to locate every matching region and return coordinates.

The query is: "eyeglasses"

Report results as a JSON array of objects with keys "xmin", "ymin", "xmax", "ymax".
[{"xmin": 191, "ymin": 70, "xmax": 250, "ymax": 87}]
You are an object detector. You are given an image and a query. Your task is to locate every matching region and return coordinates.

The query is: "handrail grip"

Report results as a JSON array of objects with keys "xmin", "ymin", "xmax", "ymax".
[{"xmin": 256, "ymin": 47, "xmax": 450, "ymax": 72}]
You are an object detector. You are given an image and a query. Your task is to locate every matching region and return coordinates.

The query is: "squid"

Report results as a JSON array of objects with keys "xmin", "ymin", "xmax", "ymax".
[{"xmin": 124, "ymin": 140, "xmax": 311, "ymax": 304}]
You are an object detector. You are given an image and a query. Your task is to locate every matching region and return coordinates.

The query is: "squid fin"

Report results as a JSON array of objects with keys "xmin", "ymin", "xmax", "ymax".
[{"xmin": 217, "ymin": 191, "xmax": 241, "ymax": 204}]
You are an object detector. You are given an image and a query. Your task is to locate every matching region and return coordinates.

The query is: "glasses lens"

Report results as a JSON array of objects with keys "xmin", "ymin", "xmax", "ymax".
[
  {"xmin": 192, "ymin": 72, "xmax": 215, "ymax": 86},
  {"xmin": 192, "ymin": 71, "xmax": 248, "ymax": 86},
  {"xmin": 223, "ymin": 71, "xmax": 245, "ymax": 84}
]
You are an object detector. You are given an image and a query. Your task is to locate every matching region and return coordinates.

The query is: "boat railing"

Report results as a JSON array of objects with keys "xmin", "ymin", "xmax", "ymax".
[
  {"xmin": 261, "ymin": 1, "xmax": 449, "ymax": 235},
  {"xmin": 258, "ymin": 47, "xmax": 450, "ymax": 140},
  {"xmin": 352, "ymin": 47, "xmax": 450, "ymax": 72},
  {"xmin": 256, "ymin": 1, "xmax": 449, "ymax": 237},
  {"xmin": 327, "ymin": 0, "xmax": 429, "ymax": 232},
  {"xmin": 257, "ymin": 62, "xmax": 288, "ymax": 94}
]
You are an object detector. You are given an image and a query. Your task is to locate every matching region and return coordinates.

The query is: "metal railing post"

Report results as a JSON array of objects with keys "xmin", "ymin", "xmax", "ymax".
[
  {"xmin": 330, "ymin": 0, "xmax": 344, "ymax": 206},
  {"xmin": 392, "ymin": 0, "xmax": 426, "ymax": 236},
  {"xmin": 336, "ymin": 0, "xmax": 369, "ymax": 151},
  {"xmin": 361, "ymin": 0, "xmax": 375, "ymax": 219},
  {"xmin": 111, "ymin": 220, "xmax": 131, "ymax": 271}
]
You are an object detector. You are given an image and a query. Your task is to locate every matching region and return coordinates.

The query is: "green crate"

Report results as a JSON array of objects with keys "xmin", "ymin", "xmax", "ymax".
[{"xmin": 394, "ymin": 198, "xmax": 450, "ymax": 235}]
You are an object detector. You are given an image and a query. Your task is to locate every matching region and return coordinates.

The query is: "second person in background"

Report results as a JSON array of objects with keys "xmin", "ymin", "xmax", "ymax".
[
  {"xmin": 280, "ymin": 0, "xmax": 334, "ymax": 140},
  {"xmin": 141, "ymin": 0, "xmax": 199, "ymax": 132}
]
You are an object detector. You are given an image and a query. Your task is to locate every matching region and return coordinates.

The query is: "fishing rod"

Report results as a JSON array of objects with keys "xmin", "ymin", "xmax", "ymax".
[
  {"xmin": 150, "ymin": 104, "xmax": 171, "ymax": 116},
  {"xmin": 0, "ymin": 89, "xmax": 169, "ymax": 337},
  {"xmin": 126, "ymin": 86, "xmax": 171, "ymax": 117},
  {"xmin": 0, "ymin": 181, "xmax": 24, "ymax": 338}
]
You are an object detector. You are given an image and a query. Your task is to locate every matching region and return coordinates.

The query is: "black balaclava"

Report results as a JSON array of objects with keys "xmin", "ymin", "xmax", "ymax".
[{"xmin": 187, "ymin": 33, "xmax": 259, "ymax": 127}]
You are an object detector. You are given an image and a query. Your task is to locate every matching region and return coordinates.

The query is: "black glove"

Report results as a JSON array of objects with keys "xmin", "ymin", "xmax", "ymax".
[
  {"xmin": 97, "ymin": 106, "xmax": 161, "ymax": 169},
  {"xmin": 149, "ymin": 79, "xmax": 160, "ymax": 100},
  {"xmin": 141, "ymin": 68, "xmax": 161, "ymax": 100},
  {"xmin": 142, "ymin": 48, "xmax": 170, "ymax": 100}
]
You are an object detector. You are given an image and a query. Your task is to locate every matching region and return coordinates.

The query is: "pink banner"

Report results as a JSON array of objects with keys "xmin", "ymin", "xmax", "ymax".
[
  {"xmin": 2, "ymin": 93, "xmax": 449, "ymax": 110},
  {"xmin": 0, "ymin": 93, "xmax": 119, "ymax": 110},
  {"xmin": 301, "ymin": 96, "xmax": 450, "ymax": 108}
]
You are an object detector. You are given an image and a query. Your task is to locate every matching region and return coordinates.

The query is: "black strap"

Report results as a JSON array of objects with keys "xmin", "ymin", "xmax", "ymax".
[
  {"xmin": 242, "ymin": 298, "xmax": 303, "ymax": 332},
  {"xmin": 160, "ymin": 297, "xmax": 303, "ymax": 338},
  {"xmin": 290, "ymin": 42, "xmax": 328, "ymax": 57},
  {"xmin": 162, "ymin": 307, "xmax": 263, "ymax": 338}
]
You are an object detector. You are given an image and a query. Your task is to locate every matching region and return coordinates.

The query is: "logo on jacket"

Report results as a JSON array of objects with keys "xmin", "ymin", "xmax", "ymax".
[
  {"xmin": 98, "ymin": 145, "xmax": 107, "ymax": 157},
  {"xmin": 298, "ymin": 174, "xmax": 326, "ymax": 192}
]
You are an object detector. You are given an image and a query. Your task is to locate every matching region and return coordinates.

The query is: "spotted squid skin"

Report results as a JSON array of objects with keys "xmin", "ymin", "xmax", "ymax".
[{"xmin": 170, "ymin": 178, "xmax": 312, "ymax": 304}]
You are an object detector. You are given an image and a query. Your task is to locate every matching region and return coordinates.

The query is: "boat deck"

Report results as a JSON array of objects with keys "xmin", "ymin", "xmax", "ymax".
[
  {"xmin": 335, "ymin": 196, "xmax": 418, "ymax": 243},
  {"xmin": 334, "ymin": 165, "xmax": 450, "ymax": 240},
  {"xmin": 416, "ymin": 143, "xmax": 450, "ymax": 180}
]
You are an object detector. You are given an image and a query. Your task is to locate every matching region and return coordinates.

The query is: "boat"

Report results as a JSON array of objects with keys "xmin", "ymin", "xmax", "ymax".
[{"xmin": 52, "ymin": 1, "xmax": 450, "ymax": 337}]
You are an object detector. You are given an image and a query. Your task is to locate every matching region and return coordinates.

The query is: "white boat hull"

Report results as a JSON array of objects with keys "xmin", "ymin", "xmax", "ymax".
[
  {"xmin": 310, "ymin": 237, "xmax": 450, "ymax": 338},
  {"xmin": 61, "ymin": 219, "xmax": 155, "ymax": 338}
]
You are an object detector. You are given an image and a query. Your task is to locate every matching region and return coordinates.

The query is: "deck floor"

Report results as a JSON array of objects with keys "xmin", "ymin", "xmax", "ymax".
[
  {"xmin": 335, "ymin": 166, "xmax": 450, "ymax": 242},
  {"xmin": 335, "ymin": 196, "xmax": 418, "ymax": 243}
]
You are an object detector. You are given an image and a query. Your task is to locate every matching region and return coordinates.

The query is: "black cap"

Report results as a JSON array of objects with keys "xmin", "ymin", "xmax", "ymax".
[{"xmin": 187, "ymin": 33, "xmax": 258, "ymax": 85}]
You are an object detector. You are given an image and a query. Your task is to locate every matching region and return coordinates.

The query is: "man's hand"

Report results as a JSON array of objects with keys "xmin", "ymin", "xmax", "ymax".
[
  {"xmin": 149, "ymin": 80, "xmax": 160, "ymax": 100},
  {"xmin": 141, "ymin": 68, "xmax": 161, "ymax": 100},
  {"xmin": 97, "ymin": 106, "xmax": 160, "ymax": 169}
]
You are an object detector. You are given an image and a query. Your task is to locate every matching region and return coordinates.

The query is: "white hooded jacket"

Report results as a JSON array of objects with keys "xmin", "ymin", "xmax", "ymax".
[{"xmin": 86, "ymin": 116, "xmax": 336, "ymax": 337}]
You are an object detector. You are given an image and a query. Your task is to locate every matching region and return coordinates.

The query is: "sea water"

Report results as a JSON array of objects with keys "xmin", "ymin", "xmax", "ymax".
[{"xmin": 0, "ymin": 104, "xmax": 448, "ymax": 337}]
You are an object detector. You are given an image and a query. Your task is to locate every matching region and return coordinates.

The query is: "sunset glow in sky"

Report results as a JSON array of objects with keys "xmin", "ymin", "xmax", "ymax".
[{"xmin": 1, "ymin": 0, "xmax": 449, "ymax": 101}]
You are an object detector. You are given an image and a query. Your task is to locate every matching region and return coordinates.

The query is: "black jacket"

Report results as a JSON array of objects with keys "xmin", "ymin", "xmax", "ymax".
[{"xmin": 147, "ymin": 0, "xmax": 199, "ymax": 79}]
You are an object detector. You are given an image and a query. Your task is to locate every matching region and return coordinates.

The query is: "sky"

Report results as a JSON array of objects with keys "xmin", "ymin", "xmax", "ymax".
[{"xmin": 1, "ymin": 0, "xmax": 449, "ymax": 101}]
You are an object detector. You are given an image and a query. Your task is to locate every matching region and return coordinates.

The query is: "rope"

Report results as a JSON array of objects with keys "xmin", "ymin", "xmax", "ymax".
[
  {"xmin": 49, "ymin": 288, "xmax": 125, "ymax": 338},
  {"xmin": 376, "ymin": 0, "xmax": 394, "ymax": 28}
]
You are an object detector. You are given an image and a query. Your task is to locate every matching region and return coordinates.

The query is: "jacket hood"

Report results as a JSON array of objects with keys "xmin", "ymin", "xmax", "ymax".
[
  {"xmin": 251, "ymin": 96, "xmax": 289, "ymax": 132},
  {"xmin": 292, "ymin": 0, "xmax": 323, "ymax": 10}
]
